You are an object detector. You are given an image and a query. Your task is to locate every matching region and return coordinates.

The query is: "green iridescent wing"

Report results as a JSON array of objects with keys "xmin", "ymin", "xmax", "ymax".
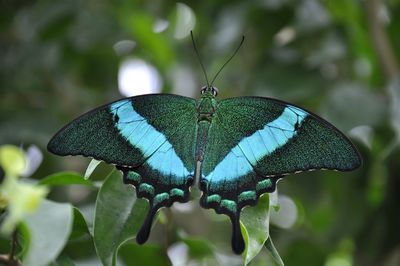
[
  {"xmin": 48, "ymin": 94, "xmax": 198, "ymax": 243},
  {"xmin": 199, "ymin": 97, "xmax": 361, "ymax": 253}
]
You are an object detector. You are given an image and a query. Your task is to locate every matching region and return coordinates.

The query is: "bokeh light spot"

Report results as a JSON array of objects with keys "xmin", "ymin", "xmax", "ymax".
[
  {"xmin": 153, "ymin": 19, "xmax": 169, "ymax": 33},
  {"xmin": 118, "ymin": 58, "xmax": 162, "ymax": 97},
  {"xmin": 270, "ymin": 195, "xmax": 298, "ymax": 229},
  {"xmin": 113, "ymin": 40, "xmax": 136, "ymax": 56},
  {"xmin": 174, "ymin": 3, "xmax": 196, "ymax": 39}
]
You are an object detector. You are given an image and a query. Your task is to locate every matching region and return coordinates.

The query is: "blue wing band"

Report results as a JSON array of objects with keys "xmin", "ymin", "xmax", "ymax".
[
  {"xmin": 110, "ymin": 100, "xmax": 193, "ymax": 179},
  {"xmin": 110, "ymin": 98, "xmax": 196, "ymax": 246},
  {"xmin": 204, "ymin": 105, "xmax": 308, "ymax": 183}
]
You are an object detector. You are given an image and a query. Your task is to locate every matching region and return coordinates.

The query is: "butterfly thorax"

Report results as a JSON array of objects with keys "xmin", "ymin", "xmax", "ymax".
[
  {"xmin": 197, "ymin": 87, "xmax": 218, "ymax": 122},
  {"xmin": 195, "ymin": 88, "xmax": 218, "ymax": 163}
]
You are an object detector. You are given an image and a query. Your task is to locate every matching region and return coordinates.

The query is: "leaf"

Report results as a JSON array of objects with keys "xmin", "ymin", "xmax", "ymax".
[
  {"xmin": 84, "ymin": 159, "xmax": 102, "ymax": 180},
  {"xmin": 1, "ymin": 182, "xmax": 48, "ymax": 234},
  {"xmin": 270, "ymin": 195, "xmax": 298, "ymax": 229},
  {"xmin": 93, "ymin": 170, "xmax": 148, "ymax": 266},
  {"xmin": 181, "ymin": 237, "xmax": 214, "ymax": 259},
  {"xmin": 119, "ymin": 243, "xmax": 171, "ymax": 266},
  {"xmin": 21, "ymin": 199, "xmax": 73, "ymax": 266},
  {"xmin": 269, "ymin": 189, "xmax": 280, "ymax": 211},
  {"xmin": 39, "ymin": 172, "xmax": 94, "ymax": 187},
  {"xmin": 325, "ymin": 0, "xmax": 379, "ymax": 83},
  {"xmin": 48, "ymin": 255, "xmax": 76, "ymax": 266},
  {"xmin": 241, "ymin": 193, "xmax": 270, "ymax": 265},
  {"xmin": 70, "ymin": 207, "xmax": 91, "ymax": 240},
  {"xmin": 118, "ymin": 10, "xmax": 174, "ymax": 69},
  {"xmin": 265, "ymin": 237, "xmax": 284, "ymax": 266}
]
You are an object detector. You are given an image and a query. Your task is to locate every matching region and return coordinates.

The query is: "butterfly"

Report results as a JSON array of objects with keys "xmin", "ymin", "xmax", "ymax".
[{"xmin": 47, "ymin": 34, "xmax": 361, "ymax": 254}]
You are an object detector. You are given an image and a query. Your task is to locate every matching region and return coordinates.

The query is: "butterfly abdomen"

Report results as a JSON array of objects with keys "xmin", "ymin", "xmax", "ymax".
[{"xmin": 195, "ymin": 121, "xmax": 210, "ymax": 162}]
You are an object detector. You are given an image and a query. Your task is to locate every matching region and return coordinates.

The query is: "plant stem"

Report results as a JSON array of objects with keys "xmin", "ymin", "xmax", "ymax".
[
  {"xmin": 8, "ymin": 230, "xmax": 18, "ymax": 265},
  {"xmin": 0, "ymin": 230, "xmax": 20, "ymax": 266},
  {"xmin": 365, "ymin": 0, "xmax": 399, "ymax": 79},
  {"xmin": 0, "ymin": 256, "xmax": 10, "ymax": 265},
  {"xmin": 8, "ymin": 229, "xmax": 17, "ymax": 262}
]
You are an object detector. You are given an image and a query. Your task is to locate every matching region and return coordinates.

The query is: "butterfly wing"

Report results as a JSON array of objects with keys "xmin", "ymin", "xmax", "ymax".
[
  {"xmin": 48, "ymin": 94, "xmax": 198, "ymax": 243},
  {"xmin": 199, "ymin": 96, "xmax": 361, "ymax": 253}
]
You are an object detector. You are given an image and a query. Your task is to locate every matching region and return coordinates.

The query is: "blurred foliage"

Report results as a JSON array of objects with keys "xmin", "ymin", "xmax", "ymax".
[{"xmin": 1, "ymin": 0, "xmax": 400, "ymax": 265}]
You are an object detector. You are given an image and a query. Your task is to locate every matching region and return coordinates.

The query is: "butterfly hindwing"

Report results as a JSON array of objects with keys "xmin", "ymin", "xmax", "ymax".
[
  {"xmin": 199, "ymin": 96, "xmax": 361, "ymax": 253},
  {"xmin": 48, "ymin": 94, "xmax": 198, "ymax": 243}
]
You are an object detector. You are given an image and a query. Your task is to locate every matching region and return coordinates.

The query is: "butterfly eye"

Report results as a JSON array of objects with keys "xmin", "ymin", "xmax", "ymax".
[
  {"xmin": 200, "ymin": 86, "xmax": 207, "ymax": 94},
  {"xmin": 212, "ymin": 87, "xmax": 218, "ymax": 96}
]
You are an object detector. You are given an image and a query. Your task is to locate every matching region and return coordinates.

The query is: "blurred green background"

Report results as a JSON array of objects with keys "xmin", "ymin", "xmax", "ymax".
[{"xmin": 1, "ymin": 0, "xmax": 400, "ymax": 265}]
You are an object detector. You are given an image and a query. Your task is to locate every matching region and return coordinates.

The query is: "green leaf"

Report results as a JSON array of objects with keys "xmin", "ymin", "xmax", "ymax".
[
  {"xmin": 119, "ymin": 243, "xmax": 171, "ymax": 266},
  {"xmin": 265, "ymin": 237, "xmax": 284, "ymax": 266},
  {"xmin": 93, "ymin": 170, "xmax": 148, "ymax": 266},
  {"xmin": 39, "ymin": 172, "xmax": 94, "ymax": 187},
  {"xmin": 325, "ymin": 0, "xmax": 379, "ymax": 83},
  {"xmin": 181, "ymin": 237, "xmax": 214, "ymax": 259},
  {"xmin": 270, "ymin": 190, "xmax": 280, "ymax": 211},
  {"xmin": 21, "ymin": 199, "xmax": 73, "ymax": 266},
  {"xmin": 84, "ymin": 159, "xmax": 102, "ymax": 180},
  {"xmin": 70, "ymin": 207, "xmax": 91, "ymax": 240},
  {"xmin": 48, "ymin": 255, "xmax": 76, "ymax": 266},
  {"xmin": 241, "ymin": 193, "xmax": 270, "ymax": 265},
  {"xmin": 118, "ymin": 11, "xmax": 174, "ymax": 69}
]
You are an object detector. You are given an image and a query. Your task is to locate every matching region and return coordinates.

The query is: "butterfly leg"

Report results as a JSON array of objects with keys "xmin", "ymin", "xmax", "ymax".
[{"xmin": 119, "ymin": 166, "xmax": 194, "ymax": 244}]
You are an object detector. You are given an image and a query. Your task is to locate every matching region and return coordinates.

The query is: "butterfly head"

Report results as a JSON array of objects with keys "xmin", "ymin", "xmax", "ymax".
[
  {"xmin": 191, "ymin": 31, "xmax": 243, "ymax": 97},
  {"xmin": 200, "ymin": 86, "xmax": 218, "ymax": 98}
]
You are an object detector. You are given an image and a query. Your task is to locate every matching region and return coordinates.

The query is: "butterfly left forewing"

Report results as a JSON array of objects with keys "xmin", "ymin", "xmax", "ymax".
[
  {"xmin": 48, "ymin": 94, "xmax": 198, "ymax": 243},
  {"xmin": 199, "ymin": 96, "xmax": 361, "ymax": 254}
]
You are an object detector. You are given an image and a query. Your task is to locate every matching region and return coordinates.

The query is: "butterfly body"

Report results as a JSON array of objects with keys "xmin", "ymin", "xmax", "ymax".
[{"xmin": 48, "ymin": 86, "xmax": 361, "ymax": 254}]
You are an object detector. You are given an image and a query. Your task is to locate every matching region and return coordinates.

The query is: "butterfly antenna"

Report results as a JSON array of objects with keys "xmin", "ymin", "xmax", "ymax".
[
  {"xmin": 191, "ymin": 31, "xmax": 210, "ymax": 88},
  {"xmin": 210, "ymin": 35, "xmax": 245, "ymax": 86}
]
